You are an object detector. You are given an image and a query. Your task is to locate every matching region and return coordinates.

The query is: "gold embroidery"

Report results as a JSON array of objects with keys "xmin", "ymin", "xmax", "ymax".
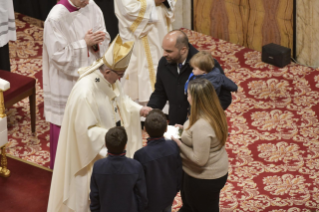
[
  {"xmin": 129, "ymin": 0, "xmax": 147, "ymax": 33},
  {"xmin": 141, "ymin": 35, "xmax": 156, "ymax": 91}
]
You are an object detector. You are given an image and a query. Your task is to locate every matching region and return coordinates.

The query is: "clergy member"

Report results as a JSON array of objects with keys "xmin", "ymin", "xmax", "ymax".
[
  {"xmin": 47, "ymin": 35, "xmax": 152, "ymax": 212},
  {"xmin": 0, "ymin": 0, "xmax": 16, "ymax": 72},
  {"xmin": 43, "ymin": 0, "xmax": 111, "ymax": 169},
  {"xmin": 115, "ymin": 0, "xmax": 176, "ymax": 104}
]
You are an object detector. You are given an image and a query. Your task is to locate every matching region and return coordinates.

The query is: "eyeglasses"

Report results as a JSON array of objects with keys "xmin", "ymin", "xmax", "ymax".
[{"xmin": 110, "ymin": 69, "xmax": 125, "ymax": 78}]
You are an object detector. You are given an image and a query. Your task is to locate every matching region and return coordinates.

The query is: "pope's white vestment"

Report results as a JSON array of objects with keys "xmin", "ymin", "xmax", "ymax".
[
  {"xmin": 47, "ymin": 67, "xmax": 143, "ymax": 212},
  {"xmin": 43, "ymin": 0, "xmax": 110, "ymax": 126},
  {"xmin": 115, "ymin": 0, "xmax": 176, "ymax": 102}
]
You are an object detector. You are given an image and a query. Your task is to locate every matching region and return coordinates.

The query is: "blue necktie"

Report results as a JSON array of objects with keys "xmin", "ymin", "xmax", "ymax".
[{"xmin": 178, "ymin": 63, "xmax": 183, "ymax": 70}]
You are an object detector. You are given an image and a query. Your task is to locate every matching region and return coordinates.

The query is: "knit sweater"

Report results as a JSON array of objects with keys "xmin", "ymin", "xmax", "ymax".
[{"xmin": 180, "ymin": 118, "xmax": 229, "ymax": 179}]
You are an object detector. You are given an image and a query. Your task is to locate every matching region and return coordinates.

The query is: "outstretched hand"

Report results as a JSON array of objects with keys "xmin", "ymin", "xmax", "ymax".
[{"xmin": 140, "ymin": 106, "xmax": 152, "ymax": 117}]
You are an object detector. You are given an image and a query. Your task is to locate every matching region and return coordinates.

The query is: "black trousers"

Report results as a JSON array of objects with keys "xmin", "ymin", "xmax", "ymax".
[
  {"xmin": 179, "ymin": 172, "xmax": 228, "ymax": 212},
  {"xmin": 0, "ymin": 43, "xmax": 11, "ymax": 72}
]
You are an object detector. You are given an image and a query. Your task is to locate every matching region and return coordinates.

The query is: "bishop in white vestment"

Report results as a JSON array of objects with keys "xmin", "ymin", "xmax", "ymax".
[
  {"xmin": 47, "ymin": 35, "xmax": 152, "ymax": 212},
  {"xmin": 115, "ymin": 0, "xmax": 176, "ymax": 103},
  {"xmin": 42, "ymin": 0, "xmax": 110, "ymax": 169}
]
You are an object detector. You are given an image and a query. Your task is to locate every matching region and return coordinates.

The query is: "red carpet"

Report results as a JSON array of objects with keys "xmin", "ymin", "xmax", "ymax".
[
  {"xmin": 5, "ymin": 13, "xmax": 319, "ymax": 211},
  {"xmin": 0, "ymin": 157, "xmax": 52, "ymax": 212}
]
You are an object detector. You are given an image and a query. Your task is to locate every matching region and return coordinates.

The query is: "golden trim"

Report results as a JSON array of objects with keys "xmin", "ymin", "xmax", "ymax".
[
  {"xmin": 129, "ymin": 0, "xmax": 147, "ymax": 33},
  {"xmin": 141, "ymin": 35, "xmax": 156, "ymax": 91},
  {"xmin": 0, "ymin": 90, "xmax": 6, "ymax": 118},
  {"xmin": 7, "ymin": 154, "xmax": 53, "ymax": 172},
  {"xmin": 103, "ymin": 57, "xmax": 127, "ymax": 72},
  {"xmin": 113, "ymin": 36, "xmax": 134, "ymax": 65},
  {"xmin": 0, "ymin": 146, "xmax": 10, "ymax": 178}
]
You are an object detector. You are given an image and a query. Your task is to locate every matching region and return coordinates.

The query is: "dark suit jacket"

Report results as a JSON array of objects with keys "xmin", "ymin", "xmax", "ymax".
[
  {"xmin": 134, "ymin": 137, "xmax": 182, "ymax": 211},
  {"xmin": 90, "ymin": 153, "xmax": 148, "ymax": 212},
  {"xmin": 148, "ymin": 44, "xmax": 199, "ymax": 125}
]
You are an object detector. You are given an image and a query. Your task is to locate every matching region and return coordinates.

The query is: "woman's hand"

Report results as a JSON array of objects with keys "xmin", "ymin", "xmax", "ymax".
[
  {"xmin": 174, "ymin": 124, "xmax": 183, "ymax": 129},
  {"xmin": 171, "ymin": 136, "xmax": 182, "ymax": 146}
]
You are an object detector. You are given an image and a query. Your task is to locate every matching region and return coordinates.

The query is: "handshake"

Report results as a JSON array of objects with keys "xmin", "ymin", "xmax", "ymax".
[{"xmin": 140, "ymin": 106, "xmax": 153, "ymax": 117}]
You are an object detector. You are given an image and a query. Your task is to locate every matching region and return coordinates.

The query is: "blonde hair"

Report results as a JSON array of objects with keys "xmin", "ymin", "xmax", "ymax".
[
  {"xmin": 187, "ymin": 78, "xmax": 228, "ymax": 146},
  {"xmin": 189, "ymin": 51, "xmax": 215, "ymax": 73}
]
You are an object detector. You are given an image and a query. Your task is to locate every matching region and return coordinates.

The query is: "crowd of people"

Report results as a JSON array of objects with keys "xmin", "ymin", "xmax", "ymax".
[{"xmin": 41, "ymin": 0, "xmax": 238, "ymax": 211}]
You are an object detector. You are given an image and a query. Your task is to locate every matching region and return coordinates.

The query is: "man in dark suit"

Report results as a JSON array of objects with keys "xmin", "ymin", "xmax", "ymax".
[
  {"xmin": 148, "ymin": 30, "xmax": 231, "ymax": 125},
  {"xmin": 148, "ymin": 30, "xmax": 197, "ymax": 125}
]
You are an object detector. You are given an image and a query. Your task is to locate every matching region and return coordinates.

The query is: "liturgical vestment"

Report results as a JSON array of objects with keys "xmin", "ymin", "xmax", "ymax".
[
  {"xmin": 43, "ymin": 0, "xmax": 110, "ymax": 126},
  {"xmin": 47, "ymin": 66, "xmax": 143, "ymax": 212},
  {"xmin": 115, "ymin": 0, "xmax": 176, "ymax": 102}
]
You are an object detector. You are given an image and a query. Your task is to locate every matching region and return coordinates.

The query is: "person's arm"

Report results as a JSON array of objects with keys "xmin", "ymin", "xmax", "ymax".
[
  {"xmin": 174, "ymin": 143, "xmax": 183, "ymax": 192},
  {"xmin": 178, "ymin": 121, "xmax": 213, "ymax": 166},
  {"xmin": 115, "ymin": 0, "xmax": 154, "ymax": 38},
  {"xmin": 90, "ymin": 165, "xmax": 100, "ymax": 212},
  {"xmin": 148, "ymin": 64, "xmax": 168, "ymax": 110},
  {"xmin": 221, "ymin": 75, "xmax": 238, "ymax": 92},
  {"xmin": 43, "ymin": 19, "xmax": 88, "ymax": 77},
  {"xmin": 134, "ymin": 164, "xmax": 148, "ymax": 212},
  {"xmin": 91, "ymin": 4, "xmax": 111, "ymax": 55}
]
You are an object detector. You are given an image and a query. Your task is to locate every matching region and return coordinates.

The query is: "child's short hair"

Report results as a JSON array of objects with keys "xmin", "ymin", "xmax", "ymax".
[
  {"xmin": 105, "ymin": 126, "xmax": 127, "ymax": 154},
  {"xmin": 190, "ymin": 51, "xmax": 215, "ymax": 73},
  {"xmin": 145, "ymin": 109, "xmax": 167, "ymax": 138}
]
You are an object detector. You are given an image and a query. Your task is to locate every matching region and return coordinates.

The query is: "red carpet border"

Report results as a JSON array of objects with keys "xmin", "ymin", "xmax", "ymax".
[{"xmin": 5, "ymin": 13, "xmax": 319, "ymax": 211}]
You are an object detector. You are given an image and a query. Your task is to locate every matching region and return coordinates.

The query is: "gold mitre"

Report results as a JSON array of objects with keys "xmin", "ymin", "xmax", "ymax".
[
  {"xmin": 102, "ymin": 35, "xmax": 134, "ymax": 71},
  {"xmin": 78, "ymin": 35, "xmax": 134, "ymax": 79}
]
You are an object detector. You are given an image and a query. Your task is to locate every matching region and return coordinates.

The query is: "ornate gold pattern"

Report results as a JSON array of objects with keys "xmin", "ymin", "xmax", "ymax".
[
  {"xmin": 129, "ymin": 0, "xmax": 147, "ymax": 33},
  {"xmin": 0, "ymin": 146, "xmax": 10, "ymax": 178},
  {"xmin": 141, "ymin": 35, "xmax": 156, "ymax": 91},
  {"xmin": 0, "ymin": 91, "xmax": 5, "ymax": 118}
]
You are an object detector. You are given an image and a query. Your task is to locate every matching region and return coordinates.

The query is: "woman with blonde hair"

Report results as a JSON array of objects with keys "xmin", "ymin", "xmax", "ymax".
[{"xmin": 172, "ymin": 78, "xmax": 229, "ymax": 212}]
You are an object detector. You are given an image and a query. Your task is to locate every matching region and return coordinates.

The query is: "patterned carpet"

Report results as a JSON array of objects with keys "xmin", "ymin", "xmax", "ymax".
[{"xmin": 6, "ymin": 13, "xmax": 319, "ymax": 212}]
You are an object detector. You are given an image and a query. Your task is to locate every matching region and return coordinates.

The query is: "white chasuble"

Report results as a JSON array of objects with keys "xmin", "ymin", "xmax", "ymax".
[
  {"xmin": 115, "ymin": 0, "xmax": 176, "ymax": 103},
  {"xmin": 0, "ymin": 0, "xmax": 16, "ymax": 47},
  {"xmin": 47, "ymin": 69, "xmax": 143, "ymax": 212},
  {"xmin": 43, "ymin": 0, "xmax": 110, "ymax": 126}
]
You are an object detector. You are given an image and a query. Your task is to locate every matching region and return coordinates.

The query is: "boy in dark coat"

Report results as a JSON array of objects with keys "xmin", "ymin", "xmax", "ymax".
[
  {"xmin": 90, "ymin": 126, "xmax": 148, "ymax": 212},
  {"xmin": 134, "ymin": 109, "xmax": 183, "ymax": 212},
  {"xmin": 185, "ymin": 51, "xmax": 238, "ymax": 110}
]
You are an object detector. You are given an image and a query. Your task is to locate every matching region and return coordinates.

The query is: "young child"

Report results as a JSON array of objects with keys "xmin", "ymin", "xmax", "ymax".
[
  {"xmin": 185, "ymin": 51, "xmax": 238, "ymax": 110},
  {"xmin": 134, "ymin": 109, "xmax": 183, "ymax": 212},
  {"xmin": 90, "ymin": 126, "xmax": 148, "ymax": 212}
]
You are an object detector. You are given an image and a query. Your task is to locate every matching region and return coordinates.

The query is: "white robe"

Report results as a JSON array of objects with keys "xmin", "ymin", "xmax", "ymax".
[
  {"xmin": 0, "ymin": 0, "xmax": 16, "ymax": 47},
  {"xmin": 47, "ymin": 69, "xmax": 143, "ymax": 212},
  {"xmin": 115, "ymin": 0, "xmax": 176, "ymax": 102},
  {"xmin": 43, "ymin": 0, "xmax": 110, "ymax": 126}
]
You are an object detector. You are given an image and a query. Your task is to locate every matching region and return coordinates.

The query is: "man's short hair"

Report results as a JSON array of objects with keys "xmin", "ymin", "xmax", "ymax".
[
  {"xmin": 145, "ymin": 109, "xmax": 167, "ymax": 138},
  {"xmin": 171, "ymin": 30, "xmax": 189, "ymax": 50},
  {"xmin": 105, "ymin": 126, "xmax": 127, "ymax": 154}
]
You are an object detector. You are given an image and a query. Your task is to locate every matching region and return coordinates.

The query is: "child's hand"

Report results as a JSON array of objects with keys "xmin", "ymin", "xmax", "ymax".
[{"xmin": 171, "ymin": 136, "xmax": 182, "ymax": 146}]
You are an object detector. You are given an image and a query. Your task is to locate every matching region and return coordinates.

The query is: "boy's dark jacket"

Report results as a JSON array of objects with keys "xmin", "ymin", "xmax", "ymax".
[
  {"xmin": 90, "ymin": 153, "xmax": 148, "ymax": 212},
  {"xmin": 134, "ymin": 137, "xmax": 182, "ymax": 212}
]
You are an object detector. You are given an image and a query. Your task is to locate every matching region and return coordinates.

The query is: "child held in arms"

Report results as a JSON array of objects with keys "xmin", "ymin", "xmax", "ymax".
[
  {"xmin": 134, "ymin": 109, "xmax": 183, "ymax": 212},
  {"xmin": 90, "ymin": 126, "xmax": 148, "ymax": 212},
  {"xmin": 185, "ymin": 51, "xmax": 238, "ymax": 110}
]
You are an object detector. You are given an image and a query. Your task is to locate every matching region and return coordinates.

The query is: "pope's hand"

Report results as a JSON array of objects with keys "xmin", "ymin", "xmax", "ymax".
[{"xmin": 140, "ymin": 106, "xmax": 152, "ymax": 117}]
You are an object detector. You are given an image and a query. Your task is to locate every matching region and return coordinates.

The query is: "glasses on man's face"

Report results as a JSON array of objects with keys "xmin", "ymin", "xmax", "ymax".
[{"xmin": 110, "ymin": 69, "xmax": 125, "ymax": 78}]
